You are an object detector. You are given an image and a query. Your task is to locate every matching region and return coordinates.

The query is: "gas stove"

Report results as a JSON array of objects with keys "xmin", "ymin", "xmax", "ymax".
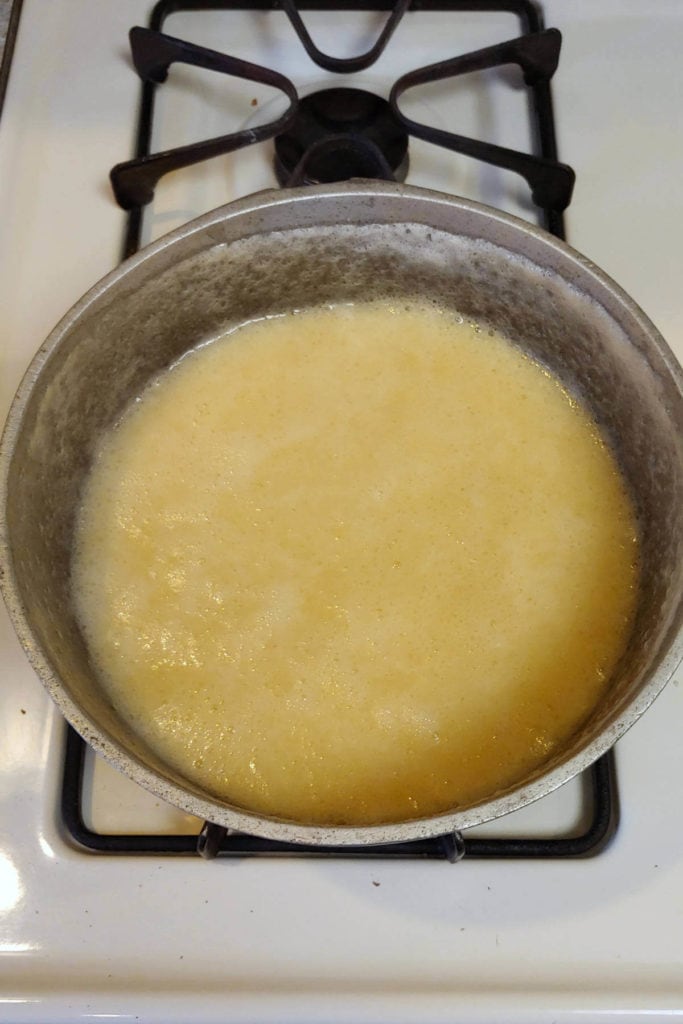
[{"xmin": 1, "ymin": 1, "xmax": 683, "ymax": 1021}]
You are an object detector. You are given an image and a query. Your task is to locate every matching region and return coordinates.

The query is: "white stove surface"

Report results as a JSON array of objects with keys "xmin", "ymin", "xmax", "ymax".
[{"xmin": 1, "ymin": 1, "xmax": 682, "ymax": 1021}]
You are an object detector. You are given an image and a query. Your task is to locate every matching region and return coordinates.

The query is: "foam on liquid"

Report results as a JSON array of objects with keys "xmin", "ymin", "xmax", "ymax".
[{"xmin": 72, "ymin": 300, "xmax": 638, "ymax": 825}]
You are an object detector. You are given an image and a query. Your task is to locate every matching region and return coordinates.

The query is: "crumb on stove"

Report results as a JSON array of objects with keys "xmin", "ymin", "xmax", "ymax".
[{"xmin": 251, "ymin": 97, "xmax": 258, "ymax": 106}]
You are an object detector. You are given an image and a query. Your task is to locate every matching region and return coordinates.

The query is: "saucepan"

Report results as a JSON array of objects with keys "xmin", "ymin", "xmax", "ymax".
[{"xmin": 1, "ymin": 181, "xmax": 682, "ymax": 845}]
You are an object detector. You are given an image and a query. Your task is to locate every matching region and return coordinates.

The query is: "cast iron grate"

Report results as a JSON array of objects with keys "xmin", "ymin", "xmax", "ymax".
[{"xmin": 60, "ymin": 0, "xmax": 619, "ymax": 860}]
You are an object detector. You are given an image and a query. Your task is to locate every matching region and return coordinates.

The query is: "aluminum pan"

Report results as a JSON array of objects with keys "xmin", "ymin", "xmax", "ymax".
[{"xmin": 1, "ymin": 181, "xmax": 682, "ymax": 845}]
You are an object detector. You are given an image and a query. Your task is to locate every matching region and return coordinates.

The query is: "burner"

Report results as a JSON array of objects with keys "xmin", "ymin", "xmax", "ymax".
[{"xmin": 274, "ymin": 88, "xmax": 409, "ymax": 186}]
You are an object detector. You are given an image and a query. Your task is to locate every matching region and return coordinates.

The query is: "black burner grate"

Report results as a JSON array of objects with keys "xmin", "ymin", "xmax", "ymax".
[{"xmin": 60, "ymin": 0, "xmax": 619, "ymax": 860}]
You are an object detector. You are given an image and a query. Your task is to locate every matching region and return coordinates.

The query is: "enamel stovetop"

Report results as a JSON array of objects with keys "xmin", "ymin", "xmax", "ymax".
[{"xmin": 1, "ymin": 2, "xmax": 682, "ymax": 1021}]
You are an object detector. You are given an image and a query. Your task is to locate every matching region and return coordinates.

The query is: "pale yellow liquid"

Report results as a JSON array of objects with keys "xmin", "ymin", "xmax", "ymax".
[{"xmin": 73, "ymin": 300, "xmax": 638, "ymax": 825}]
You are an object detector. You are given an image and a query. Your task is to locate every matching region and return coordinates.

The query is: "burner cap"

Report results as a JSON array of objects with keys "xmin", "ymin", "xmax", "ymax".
[{"xmin": 275, "ymin": 88, "xmax": 409, "ymax": 186}]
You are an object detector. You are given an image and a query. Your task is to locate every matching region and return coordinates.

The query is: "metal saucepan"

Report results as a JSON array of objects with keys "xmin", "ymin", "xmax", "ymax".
[{"xmin": 2, "ymin": 182, "xmax": 682, "ymax": 846}]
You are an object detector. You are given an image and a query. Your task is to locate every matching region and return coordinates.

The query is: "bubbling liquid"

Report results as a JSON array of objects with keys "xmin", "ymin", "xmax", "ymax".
[{"xmin": 72, "ymin": 300, "xmax": 639, "ymax": 825}]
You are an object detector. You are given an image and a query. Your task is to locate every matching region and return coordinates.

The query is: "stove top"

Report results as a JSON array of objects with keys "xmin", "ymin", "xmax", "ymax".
[{"xmin": 1, "ymin": 1, "xmax": 683, "ymax": 1021}]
